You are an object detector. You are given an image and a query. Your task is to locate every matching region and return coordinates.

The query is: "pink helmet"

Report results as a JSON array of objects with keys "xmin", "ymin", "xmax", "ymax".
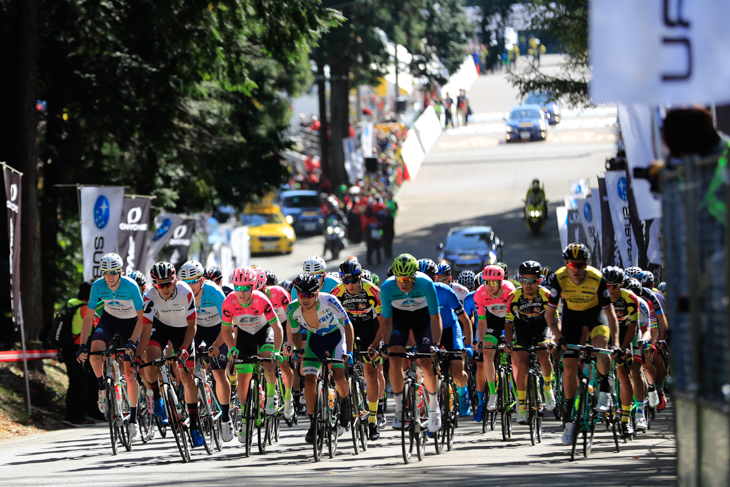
[
  {"xmin": 254, "ymin": 268, "xmax": 267, "ymax": 291},
  {"xmin": 231, "ymin": 266, "xmax": 263, "ymax": 288},
  {"xmin": 482, "ymin": 265, "xmax": 505, "ymax": 281}
]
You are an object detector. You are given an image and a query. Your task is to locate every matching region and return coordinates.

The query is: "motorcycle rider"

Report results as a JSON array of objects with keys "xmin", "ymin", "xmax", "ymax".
[{"xmin": 524, "ymin": 179, "xmax": 548, "ymax": 219}]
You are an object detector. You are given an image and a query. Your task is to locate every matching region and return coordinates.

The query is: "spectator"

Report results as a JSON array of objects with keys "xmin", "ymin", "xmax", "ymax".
[
  {"xmin": 456, "ymin": 89, "xmax": 469, "ymax": 127},
  {"xmin": 365, "ymin": 206, "xmax": 383, "ymax": 266},
  {"xmin": 443, "ymin": 92, "xmax": 454, "ymax": 129},
  {"xmin": 381, "ymin": 207, "xmax": 395, "ymax": 258}
]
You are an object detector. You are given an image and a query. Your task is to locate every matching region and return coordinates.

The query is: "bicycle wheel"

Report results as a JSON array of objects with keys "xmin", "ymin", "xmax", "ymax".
[
  {"xmin": 313, "ymin": 380, "xmax": 326, "ymax": 462},
  {"xmin": 445, "ymin": 382, "xmax": 456, "ymax": 451},
  {"xmin": 611, "ymin": 408, "xmax": 621, "ymax": 452},
  {"xmin": 327, "ymin": 385, "xmax": 339, "ymax": 459},
  {"xmin": 245, "ymin": 379, "xmax": 256, "ymax": 457},
  {"xmin": 584, "ymin": 407, "xmax": 596, "ymax": 457},
  {"xmin": 155, "ymin": 415, "xmax": 168, "ymax": 438},
  {"xmin": 356, "ymin": 377, "xmax": 368, "ymax": 451},
  {"xmin": 434, "ymin": 380, "xmax": 445, "ymax": 454},
  {"xmin": 164, "ymin": 385, "xmax": 190, "ymax": 463},
  {"xmin": 196, "ymin": 381, "xmax": 213, "ymax": 455},
  {"xmin": 499, "ymin": 370, "xmax": 510, "ymax": 441},
  {"xmin": 570, "ymin": 381, "xmax": 585, "ymax": 462},
  {"xmin": 106, "ymin": 380, "xmax": 119, "ymax": 455},
  {"xmin": 553, "ymin": 365, "xmax": 564, "ymax": 421},
  {"xmin": 349, "ymin": 378, "xmax": 360, "ymax": 455},
  {"xmin": 401, "ymin": 382, "xmax": 415, "ymax": 464},
  {"xmin": 413, "ymin": 383, "xmax": 427, "ymax": 462},
  {"xmin": 207, "ymin": 383, "xmax": 223, "ymax": 451},
  {"xmin": 528, "ymin": 375, "xmax": 537, "ymax": 446},
  {"xmin": 117, "ymin": 384, "xmax": 132, "ymax": 451}
]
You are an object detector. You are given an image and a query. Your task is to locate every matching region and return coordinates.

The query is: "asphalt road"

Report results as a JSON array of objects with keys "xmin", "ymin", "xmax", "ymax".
[{"xmin": 0, "ymin": 57, "xmax": 677, "ymax": 484}]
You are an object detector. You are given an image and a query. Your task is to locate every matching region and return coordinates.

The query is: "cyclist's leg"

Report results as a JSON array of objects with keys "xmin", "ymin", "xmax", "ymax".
[
  {"xmin": 258, "ymin": 327, "xmax": 277, "ymax": 407},
  {"xmin": 387, "ymin": 319, "xmax": 409, "ymax": 421},
  {"xmin": 446, "ymin": 325, "xmax": 468, "ymax": 388},
  {"xmin": 589, "ymin": 315, "xmax": 612, "ymax": 403},
  {"xmin": 560, "ymin": 321, "xmax": 584, "ymax": 422}
]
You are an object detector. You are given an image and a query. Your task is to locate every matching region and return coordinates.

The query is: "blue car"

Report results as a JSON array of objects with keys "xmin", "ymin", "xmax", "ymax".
[
  {"xmin": 436, "ymin": 226, "xmax": 504, "ymax": 274},
  {"xmin": 524, "ymin": 92, "xmax": 561, "ymax": 125},
  {"xmin": 505, "ymin": 105, "xmax": 548, "ymax": 142},
  {"xmin": 278, "ymin": 190, "xmax": 324, "ymax": 234}
]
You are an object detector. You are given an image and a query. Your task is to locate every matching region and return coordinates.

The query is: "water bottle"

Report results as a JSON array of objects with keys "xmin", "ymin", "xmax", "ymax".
[
  {"xmin": 328, "ymin": 388, "xmax": 336, "ymax": 410},
  {"xmin": 416, "ymin": 383, "xmax": 423, "ymax": 410},
  {"xmin": 448, "ymin": 384, "xmax": 454, "ymax": 411}
]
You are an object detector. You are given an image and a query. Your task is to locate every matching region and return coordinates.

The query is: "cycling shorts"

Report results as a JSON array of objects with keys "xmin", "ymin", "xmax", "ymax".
[
  {"xmin": 353, "ymin": 318, "xmax": 379, "ymax": 352},
  {"xmin": 389, "ymin": 316, "xmax": 434, "ymax": 353},
  {"xmin": 441, "ymin": 324, "xmax": 465, "ymax": 352},
  {"xmin": 148, "ymin": 318, "xmax": 195, "ymax": 368},
  {"xmin": 513, "ymin": 319, "xmax": 552, "ymax": 349},
  {"xmin": 303, "ymin": 329, "xmax": 346, "ymax": 375},
  {"xmin": 482, "ymin": 312, "xmax": 506, "ymax": 346},
  {"xmin": 234, "ymin": 325, "xmax": 275, "ymax": 373},
  {"xmin": 561, "ymin": 307, "xmax": 610, "ymax": 359},
  {"xmin": 195, "ymin": 323, "xmax": 228, "ymax": 371},
  {"xmin": 91, "ymin": 311, "xmax": 138, "ymax": 362}
]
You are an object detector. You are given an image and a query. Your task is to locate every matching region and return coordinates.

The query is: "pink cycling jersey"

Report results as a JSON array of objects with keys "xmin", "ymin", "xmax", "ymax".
[
  {"xmin": 474, "ymin": 281, "xmax": 516, "ymax": 319},
  {"xmin": 221, "ymin": 290, "xmax": 278, "ymax": 335},
  {"xmin": 266, "ymin": 286, "xmax": 291, "ymax": 323}
]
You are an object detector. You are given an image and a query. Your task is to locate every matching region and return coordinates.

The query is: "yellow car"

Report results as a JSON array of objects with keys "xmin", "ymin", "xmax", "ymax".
[{"xmin": 242, "ymin": 204, "xmax": 296, "ymax": 254}]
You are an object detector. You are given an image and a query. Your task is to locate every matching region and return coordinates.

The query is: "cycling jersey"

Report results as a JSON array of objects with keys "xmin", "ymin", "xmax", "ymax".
[
  {"xmin": 651, "ymin": 288, "xmax": 667, "ymax": 312},
  {"xmin": 195, "ymin": 281, "xmax": 226, "ymax": 327},
  {"xmin": 380, "ymin": 273, "xmax": 440, "ymax": 352},
  {"xmin": 505, "ymin": 286, "xmax": 552, "ymax": 347},
  {"xmin": 290, "ymin": 274, "xmax": 341, "ymax": 300},
  {"xmin": 464, "ymin": 291, "xmax": 476, "ymax": 318},
  {"xmin": 475, "ymin": 280, "xmax": 515, "ymax": 344},
  {"xmin": 221, "ymin": 290, "xmax": 278, "ymax": 335},
  {"xmin": 640, "ymin": 286, "xmax": 663, "ymax": 320},
  {"xmin": 435, "ymin": 282, "xmax": 464, "ymax": 330},
  {"xmin": 266, "ymin": 285, "xmax": 292, "ymax": 324},
  {"xmin": 330, "ymin": 280, "xmax": 383, "ymax": 322},
  {"xmin": 287, "ymin": 293, "xmax": 352, "ymax": 336},
  {"xmin": 611, "ymin": 289, "xmax": 639, "ymax": 329},
  {"xmin": 143, "ymin": 282, "xmax": 196, "ymax": 328},
  {"xmin": 449, "ymin": 282, "xmax": 470, "ymax": 303},
  {"xmin": 88, "ymin": 276, "xmax": 144, "ymax": 320}
]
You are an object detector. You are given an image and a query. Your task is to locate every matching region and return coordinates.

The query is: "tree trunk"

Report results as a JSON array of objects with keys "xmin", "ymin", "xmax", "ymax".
[
  {"xmin": 316, "ymin": 59, "xmax": 331, "ymax": 185},
  {"xmin": 328, "ymin": 56, "xmax": 349, "ymax": 188}
]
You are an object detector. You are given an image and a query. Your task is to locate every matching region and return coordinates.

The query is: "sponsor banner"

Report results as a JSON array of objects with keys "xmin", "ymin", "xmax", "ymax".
[
  {"xmin": 556, "ymin": 206, "xmax": 568, "ymax": 250},
  {"xmin": 361, "ymin": 122, "xmax": 374, "ymax": 158},
  {"xmin": 626, "ymin": 174, "xmax": 650, "ymax": 268},
  {"xmin": 3, "ymin": 166, "xmax": 22, "ymax": 329},
  {"xmin": 647, "ymin": 218, "xmax": 663, "ymax": 265},
  {"xmin": 576, "ymin": 195, "xmax": 602, "ymax": 267},
  {"xmin": 0, "ymin": 349, "xmax": 59, "ymax": 363},
  {"xmin": 617, "ymin": 104, "xmax": 663, "ymax": 221},
  {"xmin": 400, "ymin": 130, "xmax": 425, "ymax": 180},
  {"xmin": 598, "ymin": 178, "xmax": 620, "ymax": 267},
  {"xmin": 117, "ymin": 197, "xmax": 151, "ymax": 275},
  {"xmin": 567, "ymin": 208, "xmax": 587, "ymax": 247},
  {"xmin": 605, "ymin": 171, "xmax": 638, "ymax": 267},
  {"xmin": 220, "ymin": 245, "xmax": 234, "ymax": 287},
  {"xmin": 80, "ymin": 186, "xmax": 125, "ymax": 281},
  {"xmin": 569, "ymin": 179, "xmax": 590, "ymax": 198},
  {"xmin": 145, "ymin": 213, "xmax": 184, "ymax": 273},
  {"xmin": 342, "ymin": 137, "xmax": 363, "ymax": 185},
  {"xmin": 229, "ymin": 226, "xmax": 250, "ymax": 268},
  {"xmin": 414, "ymin": 105, "xmax": 442, "ymax": 153},
  {"xmin": 591, "ymin": 0, "xmax": 730, "ymax": 105},
  {"xmin": 161, "ymin": 219, "xmax": 196, "ymax": 268}
]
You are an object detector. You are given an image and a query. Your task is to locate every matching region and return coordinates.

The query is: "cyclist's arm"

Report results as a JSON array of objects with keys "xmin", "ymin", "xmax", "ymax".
[
  {"xmin": 130, "ymin": 309, "xmax": 144, "ymax": 344},
  {"xmin": 545, "ymin": 305, "xmax": 562, "ymax": 342},
  {"xmin": 270, "ymin": 317, "xmax": 284, "ymax": 351},
  {"xmin": 373, "ymin": 315, "xmax": 385, "ymax": 350},
  {"xmin": 344, "ymin": 320, "xmax": 354, "ymax": 354},
  {"xmin": 621, "ymin": 319, "xmax": 636, "ymax": 350},
  {"xmin": 221, "ymin": 321, "xmax": 235, "ymax": 349},
  {"xmin": 78, "ymin": 305, "xmax": 94, "ymax": 353},
  {"xmin": 430, "ymin": 313, "xmax": 442, "ymax": 346},
  {"xmin": 459, "ymin": 312, "xmax": 473, "ymax": 346},
  {"xmin": 181, "ymin": 316, "xmax": 196, "ymax": 351},
  {"xmin": 605, "ymin": 305, "xmax": 619, "ymax": 348},
  {"xmin": 656, "ymin": 313, "xmax": 668, "ymax": 342},
  {"xmin": 382, "ymin": 317, "xmax": 393, "ymax": 345}
]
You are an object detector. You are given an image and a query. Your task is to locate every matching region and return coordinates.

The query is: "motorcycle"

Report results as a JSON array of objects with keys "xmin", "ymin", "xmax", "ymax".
[
  {"xmin": 524, "ymin": 194, "xmax": 547, "ymax": 235},
  {"xmin": 323, "ymin": 216, "xmax": 347, "ymax": 260}
]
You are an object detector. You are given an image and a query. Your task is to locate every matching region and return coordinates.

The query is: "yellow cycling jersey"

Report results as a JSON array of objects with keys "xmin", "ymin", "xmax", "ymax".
[
  {"xmin": 505, "ymin": 286, "xmax": 551, "ymax": 324},
  {"xmin": 547, "ymin": 265, "xmax": 611, "ymax": 312},
  {"xmin": 611, "ymin": 289, "xmax": 639, "ymax": 326}
]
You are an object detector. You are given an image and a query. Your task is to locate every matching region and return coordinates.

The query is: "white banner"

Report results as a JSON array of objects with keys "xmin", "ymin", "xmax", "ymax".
[
  {"xmin": 145, "ymin": 213, "xmax": 183, "ymax": 274},
  {"xmin": 220, "ymin": 245, "xmax": 234, "ymax": 287},
  {"xmin": 591, "ymin": 0, "xmax": 730, "ymax": 104},
  {"xmin": 605, "ymin": 171, "xmax": 638, "ymax": 267},
  {"xmin": 556, "ymin": 206, "xmax": 568, "ymax": 250},
  {"xmin": 401, "ymin": 130, "xmax": 425, "ymax": 180},
  {"xmin": 647, "ymin": 218, "xmax": 663, "ymax": 265},
  {"xmin": 591, "ymin": 188, "xmax": 603, "ymax": 252},
  {"xmin": 342, "ymin": 137, "xmax": 363, "ymax": 185},
  {"xmin": 229, "ymin": 226, "xmax": 250, "ymax": 267},
  {"xmin": 414, "ymin": 105, "xmax": 443, "ymax": 153},
  {"xmin": 80, "ymin": 186, "xmax": 125, "ymax": 281},
  {"xmin": 361, "ymin": 122, "xmax": 374, "ymax": 158},
  {"xmin": 617, "ymin": 104, "xmax": 663, "ymax": 221},
  {"xmin": 576, "ymin": 195, "xmax": 601, "ymax": 264},
  {"xmin": 569, "ymin": 179, "xmax": 590, "ymax": 198}
]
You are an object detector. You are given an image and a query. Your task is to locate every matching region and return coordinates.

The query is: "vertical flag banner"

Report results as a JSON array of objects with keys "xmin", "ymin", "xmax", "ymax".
[
  {"xmin": 3, "ymin": 166, "xmax": 22, "ymax": 329},
  {"xmin": 145, "ymin": 213, "xmax": 183, "ymax": 274},
  {"xmin": 567, "ymin": 208, "xmax": 587, "ymax": 246},
  {"xmin": 604, "ymin": 171, "xmax": 637, "ymax": 267},
  {"xmin": 117, "ymin": 197, "xmax": 151, "ymax": 275},
  {"xmin": 576, "ymin": 195, "xmax": 601, "ymax": 267},
  {"xmin": 647, "ymin": 218, "xmax": 663, "ymax": 265},
  {"xmin": 162, "ymin": 219, "xmax": 196, "ymax": 268},
  {"xmin": 598, "ymin": 178, "xmax": 619, "ymax": 267},
  {"xmin": 556, "ymin": 206, "xmax": 568, "ymax": 250},
  {"xmin": 80, "ymin": 186, "xmax": 125, "ymax": 281},
  {"xmin": 569, "ymin": 179, "xmax": 590, "ymax": 198}
]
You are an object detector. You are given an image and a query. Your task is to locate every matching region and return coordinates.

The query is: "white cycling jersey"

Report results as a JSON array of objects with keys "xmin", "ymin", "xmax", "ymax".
[{"xmin": 143, "ymin": 281, "xmax": 196, "ymax": 328}]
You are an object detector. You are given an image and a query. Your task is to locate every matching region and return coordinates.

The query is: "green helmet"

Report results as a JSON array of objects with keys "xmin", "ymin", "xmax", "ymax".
[{"xmin": 392, "ymin": 253, "xmax": 418, "ymax": 277}]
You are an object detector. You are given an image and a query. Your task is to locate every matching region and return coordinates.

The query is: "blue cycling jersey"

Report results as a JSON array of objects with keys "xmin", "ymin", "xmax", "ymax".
[
  {"xmin": 196, "ymin": 281, "xmax": 226, "ymax": 327},
  {"xmin": 434, "ymin": 282, "xmax": 463, "ymax": 329},
  {"xmin": 380, "ymin": 273, "xmax": 440, "ymax": 321},
  {"xmin": 88, "ymin": 275, "xmax": 144, "ymax": 320},
  {"xmin": 464, "ymin": 291, "xmax": 476, "ymax": 318},
  {"xmin": 291, "ymin": 275, "xmax": 341, "ymax": 300}
]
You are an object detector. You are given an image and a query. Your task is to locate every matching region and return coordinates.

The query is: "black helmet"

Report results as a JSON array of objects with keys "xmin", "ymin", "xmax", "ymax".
[
  {"xmin": 457, "ymin": 270, "xmax": 476, "ymax": 291},
  {"xmin": 437, "ymin": 263, "xmax": 452, "ymax": 277},
  {"xmin": 150, "ymin": 262, "xmax": 176, "ymax": 283},
  {"xmin": 386, "ymin": 266, "xmax": 394, "ymax": 278},
  {"xmin": 541, "ymin": 266, "xmax": 552, "ymax": 277},
  {"xmin": 279, "ymin": 279, "xmax": 294, "ymax": 293},
  {"xmin": 601, "ymin": 266, "xmax": 624, "ymax": 285},
  {"xmin": 339, "ymin": 259, "xmax": 362, "ymax": 280},
  {"xmin": 265, "ymin": 270, "xmax": 277, "ymax": 287},
  {"xmin": 657, "ymin": 281, "xmax": 666, "ymax": 294},
  {"xmin": 641, "ymin": 270, "xmax": 655, "ymax": 288},
  {"xmin": 496, "ymin": 262, "xmax": 509, "ymax": 275},
  {"xmin": 624, "ymin": 266, "xmax": 643, "ymax": 279},
  {"xmin": 563, "ymin": 243, "xmax": 590, "ymax": 262},
  {"xmin": 473, "ymin": 273, "xmax": 483, "ymax": 288},
  {"xmin": 204, "ymin": 266, "xmax": 223, "ymax": 285},
  {"xmin": 128, "ymin": 270, "xmax": 147, "ymax": 288},
  {"xmin": 293, "ymin": 273, "xmax": 320, "ymax": 295},
  {"xmin": 418, "ymin": 258, "xmax": 438, "ymax": 278},
  {"xmin": 622, "ymin": 277, "xmax": 642, "ymax": 295},
  {"xmin": 519, "ymin": 260, "xmax": 542, "ymax": 276}
]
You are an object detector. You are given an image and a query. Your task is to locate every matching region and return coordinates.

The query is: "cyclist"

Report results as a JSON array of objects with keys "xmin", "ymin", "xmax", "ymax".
[
  {"xmin": 137, "ymin": 261, "xmax": 204, "ymax": 447},
  {"xmin": 331, "ymin": 259, "xmax": 386, "ymax": 440},
  {"xmin": 290, "ymin": 256, "xmax": 341, "ymax": 299},
  {"xmin": 260, "ymin": 269, "xmax": 296, "ymax": 420},
  {"xmin": 128, "ymin": 270, "xmax": 147, "ymax": 295},
  {"xmin": 497, "ymin": 262, "xmax": 521, "ymax": 289},
  {"xmin": 545, "ymin": 243, "xmax": 620, "ymax": 445},
  {"xmin": 286, "ymin": 273, "xmax": 354, "ymax": 443},
  {"xmin": 436, "ymin": 263, "xmax": 470, "ymax": 303},
  {"xmin": 505, "ymin": 261, "xmax": 556, "ymax": 425},
  {"xmin": 474, "ymin": 264, "xmax": 516, "ymax": 420},
  {"xmin": 380, "ymin": 254, "xmax": 443, "ymax": 434},
  {"xmin": 220, "ymin": 266, "xmax": 283, "ymax": 444},
  {"xmin": 205, "ymin": 266, "xmax": 233, "ymax": 296},
  {"xmin": 419, "ymin": 259, "xmax": 474, "ymax": 417},
  {"xmin": 76, "ymin": 253, "xmax": 145, "ymax": 442},
  {"xmin": 178, "ymin": 260, "xmax": 234, "ymax": 442}
]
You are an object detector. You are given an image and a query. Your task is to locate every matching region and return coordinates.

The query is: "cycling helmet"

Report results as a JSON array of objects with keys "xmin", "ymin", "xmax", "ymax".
[
  {"xmin": 128, "ymin": 270, "xmax": 146, "ymax": 288},
  {"xmin": 641, "ymin": 270, "xmax": 655, "ymax": 288},
  {"xmin": 265, "ymin": 270, "xmax": 277, "ymax": 287},
  {"xmin": 254, "ymin": 268, "xmax": 267, "ymax": 291},
  {"xmin": 418, "ymin": 258, "xmax": 438, "ymax": 277},
  {"xmin": 279, "ymin": 279, "xmax": 294, "ymax": 293},
  {"xmin": 531, "ymin": 179, "xmax": 541, "ymax": 190},
  {"xmin": 458, "ymin": 270, "xmax": 476, "ymax": 291},
  {"xmin": 303, "ymin": 256, "xmax": 327, "ymax": 274},
  {"xmin": 496, "ymin": 262, "xmax": 509, "ymax": 276},
  {"xmin": 473, "ymin": 273, "xmax": 483, "ymax": 288},
  {"xmin": 563, "ymin": 243, "xmax": 590, "ymax": 262},
  {"xmin": 150, "ymin": 261, "xmax": 176, "ymax": 283},
  {"xmin": 339, "ymin": 259, "xmax": 362, "ymax": 280},
  {"xmin": 657, "ymin": 281, "xmax": 666, "ymax": 294},
  {"xmin": 437, "ymin": 263, "xmax": 452, "ymax": 277},
  {"xmin": 231, "ymin": 266, "xmax": 263, "ymax": 288},
  {"xmin": 204, "ymin": 266, "xmax": 223, "ymax": 285},
  {"xmin": 327, "ymin": 272, "xmax": 341, "ymax": 282},
  {"xmin": 483, "ymin": 265, "xmax": 505, "ymax": 281},
  {"xmin": 518, "ymin": 260, "xmax": 542, "ymax": 276},
  {"xmin": 371, "ymin": 273, "xmax": 380, "ymax": 286},
  {"xmin": 386, "ymin": 266, "xmax": 394, "ymax": 278},
  {"xmin": 622, "ymin": 277, "xmax": 642, "ymax": 295},
  {"xmin": 360, "ymin": 269, "xmax": 373, "ymax": 282},
  {"xmin": 541, "ymin": 266, "xmax": 552, "ymax": 278},
  {"xmin": 293, "ymin": 273, "xmax": 320, "ymax": 295},
  {"xmin": 392, "ymin": 253, "xmax": 418, "ymax": 277},
  {"xmin": 601, "ymin": 266, "xmax": 625, "ymax": 285},
  {"xmin": 100, "ymin": 253, "xmax": 123, "ymax": 272},
  {"xmin": 624, "ymin": 266, "xmax": 643, "ymax": 278},
  {"xmin": 178, "ymin": 260, "xmax": 204, "ymax": 280}
]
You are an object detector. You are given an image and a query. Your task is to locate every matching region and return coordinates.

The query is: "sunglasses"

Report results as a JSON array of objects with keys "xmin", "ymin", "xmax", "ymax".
[
  {"xmin": 298, "ymin": 292, "xmax": 317, "ymax": 299},
  {"xmin": 183, "ymin": 278, "xmax": 201, "ymax": 286},
  {"xmin": 156, "ymin": 281, "xmax": 174, "ymax": 289},
  {"xmin": 234, "ymin": 285, "xmax": 253, "ymax": 292},
  {"xmin": 395, "ymin": 276, "xmax": 415, "ymax": 283},
  {"xmin": 607, "ymin": 283, "xmax": 621, "ymax": 289},
  {"xmin": 486, "ymin": 280, "xmax": 500, "ymax": 287},
  {"xmin": 103, "ymin": 270, "xmax": 121, "ymax": 277},
  {"xmin": 566, "ymin": 262, "xmax": 588, "ymax": 269},
  {"xmin": 521, "ymin": 277, "xmax": 540, "ymax": 284},
  {"xmin": 343, "ymin": 278, "xmax": 360, "ymax": 285}
]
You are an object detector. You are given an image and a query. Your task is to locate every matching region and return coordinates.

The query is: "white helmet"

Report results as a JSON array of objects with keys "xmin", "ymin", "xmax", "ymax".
[
  {"xmin": 100, "ymin": 253, "xmax": 123, "ymax": 272},
  {"xmin": 178, "ymin": 260, "xmax": 204, "ymax": 280},
  {"xmin": 303, "ymin": 256, "xmax": 326, "ymax": 274}
]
